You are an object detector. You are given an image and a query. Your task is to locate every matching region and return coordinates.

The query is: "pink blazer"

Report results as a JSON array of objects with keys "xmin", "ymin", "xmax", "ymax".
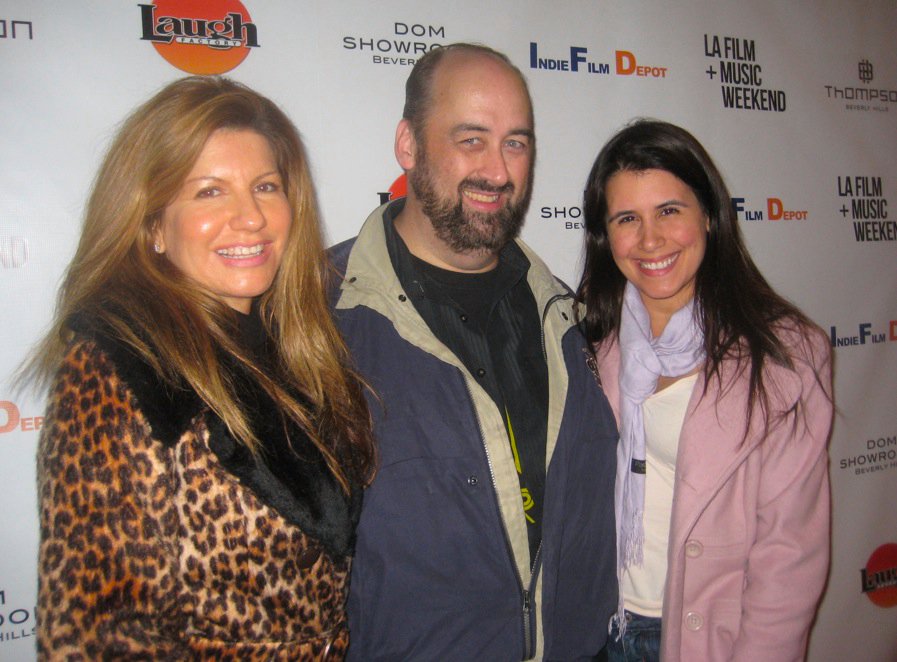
[{"xmin": 595, "ymin": 325, "xmax": 833, "ymax": 661}]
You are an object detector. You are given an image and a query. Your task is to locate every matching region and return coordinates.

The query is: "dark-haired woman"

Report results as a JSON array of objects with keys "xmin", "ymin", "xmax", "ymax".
[
  {"xmin": 29, "ymin": 76, "xmax": 375, "ymax": 659},
  {"xmin": 577, "ymin": 119, "xmax": 832, "ymax": 661}
]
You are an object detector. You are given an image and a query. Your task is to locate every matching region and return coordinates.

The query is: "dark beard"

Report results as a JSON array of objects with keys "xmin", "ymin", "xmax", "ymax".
[{"xmin": 409, "ymin": 151, "xmax": 531, "ymax": 254}]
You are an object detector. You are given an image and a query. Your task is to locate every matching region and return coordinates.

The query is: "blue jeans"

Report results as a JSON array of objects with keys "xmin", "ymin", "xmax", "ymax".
[{"xmin": 604, "ymin": 611, "xmax": 662, "ymax": 662}]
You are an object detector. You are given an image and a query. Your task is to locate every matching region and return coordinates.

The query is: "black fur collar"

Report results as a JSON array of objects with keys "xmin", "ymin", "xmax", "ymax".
[{"xmin": 68, "ymin": 314, "xmax": 361, "ymax": 559}]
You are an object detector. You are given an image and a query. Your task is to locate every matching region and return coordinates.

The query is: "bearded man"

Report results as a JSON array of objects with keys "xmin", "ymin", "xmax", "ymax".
[{"xmin": 329, "ymin": 43, "xmax": 618, "ymax": 661}]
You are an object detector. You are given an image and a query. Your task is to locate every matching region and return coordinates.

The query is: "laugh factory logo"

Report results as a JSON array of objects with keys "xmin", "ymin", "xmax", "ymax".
[
  {"xmin": 377, "ymin": 175, "xmax": 407, "ymax": 205},
  {"xmin": 861, "ymin": 543, "xmax": 897, "ymax": 608},
  {"xmin": 139, "ymin": 0, "xmax": 259, "ymax": 75},
  {"xmin": 703, "ymin": 34, "xmax": 786, "ymax": 112}
]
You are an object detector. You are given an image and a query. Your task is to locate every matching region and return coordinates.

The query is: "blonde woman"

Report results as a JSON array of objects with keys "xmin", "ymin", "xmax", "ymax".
[{"xmin": 28, "ymin": 76, "xmax": 375, "ymax": 659}]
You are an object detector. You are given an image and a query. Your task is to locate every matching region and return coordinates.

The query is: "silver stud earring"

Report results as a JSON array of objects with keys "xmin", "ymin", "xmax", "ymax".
[{"xmin": 154, "ymin": 242, "xmax": 162, "ymax": 254}]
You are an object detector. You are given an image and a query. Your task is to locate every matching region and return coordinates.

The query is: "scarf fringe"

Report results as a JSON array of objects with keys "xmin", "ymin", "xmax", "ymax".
[
  {"xmin": 613, "ymin": 508, "xmax": 645, "ymax": 641},
  {"xmin": 621, "ymin": 511, "xmax": 645, "ymax": 568}
]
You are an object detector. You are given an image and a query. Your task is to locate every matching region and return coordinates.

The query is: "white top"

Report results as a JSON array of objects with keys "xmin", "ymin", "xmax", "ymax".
[{"xmin": 621, "ymin": 373, "xmax": 697, "ymax": 617}]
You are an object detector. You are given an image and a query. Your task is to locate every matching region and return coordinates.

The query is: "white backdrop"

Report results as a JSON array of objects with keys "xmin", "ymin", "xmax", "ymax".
[{"xmin": 1, "ymin": 1, "xmax": 895, "ymax": 660}]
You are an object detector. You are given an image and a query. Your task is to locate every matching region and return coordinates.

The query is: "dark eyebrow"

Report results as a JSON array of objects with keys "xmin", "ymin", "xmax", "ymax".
[
  {"xmin": 655, "ymin": 198, "xmax": 690, "ymax": 209},
  {"xmin": 607, "ymin": 209, "xmax": 635, "ymax": 223},
  {"xmin": 607, "ymin": 199, "xmax": 690, "ymax": 223}
]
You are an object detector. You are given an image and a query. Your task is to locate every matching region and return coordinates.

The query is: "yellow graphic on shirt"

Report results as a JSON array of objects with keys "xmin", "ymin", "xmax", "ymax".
[
  {"xmin": 506, "ymin": 409, "xmax": 536, "ymax": 524},
  {"xmin": 520, "ymin": 489, "xmax": 535, "ymax": 524}
]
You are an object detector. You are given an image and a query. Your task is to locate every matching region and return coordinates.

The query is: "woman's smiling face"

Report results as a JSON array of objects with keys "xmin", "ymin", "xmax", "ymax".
[
  {"xmin": 155, "ymin": 129, "xmax": 292, "ymax": 313},
  {"xmin": 605, "ymin": 168, "xmax": 709, "ymax": 335}
]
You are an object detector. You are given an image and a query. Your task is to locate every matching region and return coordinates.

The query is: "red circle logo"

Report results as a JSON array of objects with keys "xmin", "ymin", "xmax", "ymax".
[
  {"xmin": 388, "ymin": 174, "xmax": 408, "ymax": 200},
  {"xmin": 862, "ymin": 543, "xmax": 897, "ymax": 607},
  {"xmin": 141, "ymin": 0, "xmax": 258, "ymax": 75}
]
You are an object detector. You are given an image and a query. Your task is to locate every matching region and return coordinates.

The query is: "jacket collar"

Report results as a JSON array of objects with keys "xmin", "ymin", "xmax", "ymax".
[
  {"xmin": 596, "ymin": 339, "xmax": 773, "ymax": 499},
  {"xmin": 337, "ymin": 201, "xmax": 576, "ymax": 323},
  {"xmin": 68, "ymin": 313, "xmax": 361, "ymax": 559}
]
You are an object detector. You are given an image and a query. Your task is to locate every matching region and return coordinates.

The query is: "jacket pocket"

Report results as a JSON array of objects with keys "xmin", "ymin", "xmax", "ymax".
[{"xmin": 707, "ymin": 597, "xmax": 742, "ymax": 660}]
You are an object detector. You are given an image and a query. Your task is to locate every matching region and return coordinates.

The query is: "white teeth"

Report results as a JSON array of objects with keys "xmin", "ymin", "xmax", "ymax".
[
  {"xmin": 464, "ymin": 190, "xmax": 499, "ymax": 203},
  {"xmin": 217, "ymin": 244, "xmax": 264, "ymax": 258},
  {"xmin": 639, "ymin": 254, "xmax": 677, "ymax": 270}
]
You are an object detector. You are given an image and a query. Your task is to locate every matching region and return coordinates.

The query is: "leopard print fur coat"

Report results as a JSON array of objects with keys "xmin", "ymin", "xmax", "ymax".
[{"xmin": 37, "ymin": 323, "xmax": 362, "ymax": 660}]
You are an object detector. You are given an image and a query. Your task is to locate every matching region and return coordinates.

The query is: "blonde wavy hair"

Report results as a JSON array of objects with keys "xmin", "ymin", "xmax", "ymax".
[{"xmin": 26, "ymin": 76, "xmax": 374, "ymax": 490}]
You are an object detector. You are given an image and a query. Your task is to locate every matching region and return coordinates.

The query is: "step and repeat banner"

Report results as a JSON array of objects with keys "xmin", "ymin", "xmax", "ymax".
[{"xmin": 1, "ymin": 2, "xmax": 895, "ymax": 659}]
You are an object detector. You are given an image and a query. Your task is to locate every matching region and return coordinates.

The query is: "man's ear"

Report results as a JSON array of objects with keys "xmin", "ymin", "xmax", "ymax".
[{"xmin": 395, "ymin": 119, "xmax": 417, "ymax": 171}]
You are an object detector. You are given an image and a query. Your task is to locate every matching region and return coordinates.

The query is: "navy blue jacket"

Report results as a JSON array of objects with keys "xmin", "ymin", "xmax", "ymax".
[{"xmin": 330, "ymin": 205, "xmax": 618, "ymax": 661}]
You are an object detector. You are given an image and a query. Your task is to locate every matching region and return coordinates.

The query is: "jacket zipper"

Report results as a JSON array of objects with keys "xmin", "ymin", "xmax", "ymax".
[
  {"xmin": 464, "ymin": 378, "xmax": 538, "ymax": 660},
  {"xmin": 348, "ymin": 260, "xmax": 575, "ymax": 658},
  {"xmin": 520, "ymin": 292, "xmax": 570, "ymax": 658},
  {"xmin": 397, "ymin": 291, "xmax": 571, "ymax": 659},
  {"xmin": 522, "ymin": 541, "xmax": 543, "ymax": 658},
  {"xmin": 522, "ymin": 589, "xmax": 532, "ymax": 656}
]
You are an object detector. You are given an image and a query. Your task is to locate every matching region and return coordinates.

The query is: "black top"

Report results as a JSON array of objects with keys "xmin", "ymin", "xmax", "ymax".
[{"xmin": 383, "ymin": 200, "xmax": 549, "ymax": 561}]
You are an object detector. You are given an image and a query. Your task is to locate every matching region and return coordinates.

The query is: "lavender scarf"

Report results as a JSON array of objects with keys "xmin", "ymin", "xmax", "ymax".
[{"xmin": 613, "ymin": 282, "xmax": 704, "ymax": 630}]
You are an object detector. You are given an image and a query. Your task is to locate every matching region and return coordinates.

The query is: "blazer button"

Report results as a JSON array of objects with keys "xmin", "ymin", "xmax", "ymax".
[
  {"xmin": 685, "ymin": 611, "xmax": 704, "ymax": 631},
  {"xmin": 685, "ymin": 540, "xmax": 704, "ymax": 558},
  {"xmin": 467, "ymin": 475, "xmax": 479, "ymax": 486}
]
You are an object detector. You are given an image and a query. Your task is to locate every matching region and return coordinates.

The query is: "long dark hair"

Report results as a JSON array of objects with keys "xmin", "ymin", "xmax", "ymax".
[{"xmin": 576, "ymin": 118, "xmax": 822, "ymax": 432}]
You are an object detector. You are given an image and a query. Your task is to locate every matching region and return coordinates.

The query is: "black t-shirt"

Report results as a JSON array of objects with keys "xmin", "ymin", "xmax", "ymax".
[{"xmin": 384, "ymin": 202, "xmax": 549, "ymax": 562}]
